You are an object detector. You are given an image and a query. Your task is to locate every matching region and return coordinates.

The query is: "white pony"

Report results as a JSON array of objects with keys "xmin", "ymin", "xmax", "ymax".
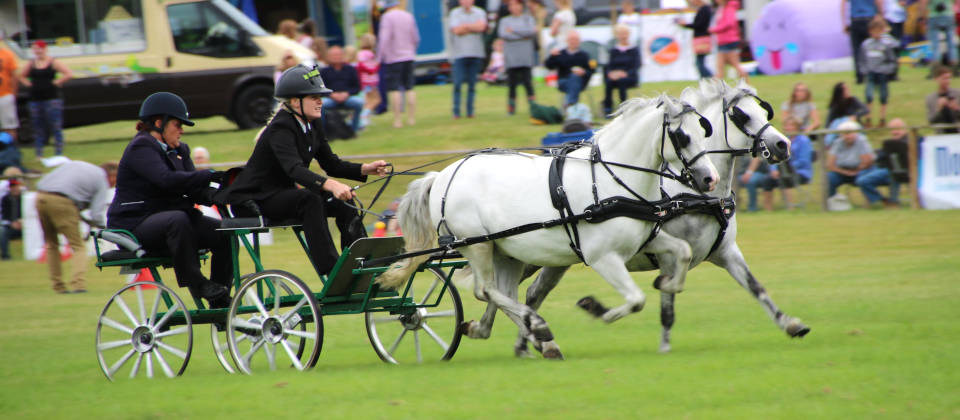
[
  {"xmin": 378, "ymin": 95, "xmax": 719, "ymax": 359},
  {"xmin": 506, "ymin": 80, "xmax": 810, "ymax": 356}
]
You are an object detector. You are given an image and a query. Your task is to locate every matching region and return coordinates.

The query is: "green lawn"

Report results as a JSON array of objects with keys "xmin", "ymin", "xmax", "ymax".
[{"xmin": 2, "ymin": 67, "xmax": 958, "ymax": 418}]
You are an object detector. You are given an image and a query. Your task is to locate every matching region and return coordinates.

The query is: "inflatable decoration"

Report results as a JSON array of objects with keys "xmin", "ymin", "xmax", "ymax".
[{"xmin": 751, "ymin": 0, "xmax": 853, "ymax": 75}]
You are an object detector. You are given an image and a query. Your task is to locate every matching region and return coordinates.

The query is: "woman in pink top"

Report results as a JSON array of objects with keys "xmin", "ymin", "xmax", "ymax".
[
  {"xmin": 709, "ymin": 0, "xmax": 747, "ymax": 80},
  {"xmin": 357, "ymin": 33, "xmax": 380, "ymax": 128}
]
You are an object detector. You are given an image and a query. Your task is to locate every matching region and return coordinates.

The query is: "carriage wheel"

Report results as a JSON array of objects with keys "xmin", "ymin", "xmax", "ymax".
[
  {"xmin": 211, "ymin": 276, "xmax": 306, "ymax": 374},
  {"xmin": 365, "ymin": 267, "xmax": 464, "ymax": 364},
  {"xmin": 226, "ymin": 270, "xmax": 322, "ymax": 374},
  {"xmin": 96, "ymin": 281, "xmax": 193, "ymax": 381}
]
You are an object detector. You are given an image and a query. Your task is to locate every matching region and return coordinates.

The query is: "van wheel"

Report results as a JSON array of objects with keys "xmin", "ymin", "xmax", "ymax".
[{"xmin": 233, "ymin": 84, "xmax": 274, "ymax": 129}]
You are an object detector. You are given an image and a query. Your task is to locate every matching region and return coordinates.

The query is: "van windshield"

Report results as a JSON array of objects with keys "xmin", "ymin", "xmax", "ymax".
[{"xmin": 168, "ymin": 0, "xmax": 264, "ymax": 57}]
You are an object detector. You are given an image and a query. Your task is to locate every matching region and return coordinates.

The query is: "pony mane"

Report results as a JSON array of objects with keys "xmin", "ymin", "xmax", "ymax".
[{"xmin": 595, "ymin": 96, "xmax": 661, "ymax": 139}]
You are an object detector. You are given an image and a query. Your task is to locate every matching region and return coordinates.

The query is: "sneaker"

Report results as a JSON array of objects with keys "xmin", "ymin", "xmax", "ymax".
[{"xmin": 508, "ymin": 104, "xmax": 515, "ymax": 115}]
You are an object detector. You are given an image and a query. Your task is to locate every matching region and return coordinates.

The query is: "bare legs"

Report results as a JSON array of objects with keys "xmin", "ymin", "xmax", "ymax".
[{"xmin": 389, "ymin": 90, "xmax": 417, "ymax": 128}]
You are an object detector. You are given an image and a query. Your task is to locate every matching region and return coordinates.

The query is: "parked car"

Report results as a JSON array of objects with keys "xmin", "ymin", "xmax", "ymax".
[{"xmin": 7, "ymin": 0, "xmax": 315, "ymax": 143}]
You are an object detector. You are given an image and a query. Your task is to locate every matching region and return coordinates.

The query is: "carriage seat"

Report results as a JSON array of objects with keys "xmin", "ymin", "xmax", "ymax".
[
  {"xmin": 217, "ymin": 216, "xmax": 302, "ymax": 231},
  {"xmin": 94, "ymin": 229, "xmax": 208, "ymax": 268}
]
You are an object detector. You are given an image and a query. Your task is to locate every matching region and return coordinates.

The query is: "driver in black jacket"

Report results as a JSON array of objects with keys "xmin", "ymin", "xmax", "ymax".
[{"xmin": 221, "ymin": 65, "xmax": 388, "ymax": 276}]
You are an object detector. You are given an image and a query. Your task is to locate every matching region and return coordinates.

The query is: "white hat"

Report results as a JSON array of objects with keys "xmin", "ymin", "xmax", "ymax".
[{"xmin": 837, "ymin": 120, "xmax": 862, "ymax": 132}]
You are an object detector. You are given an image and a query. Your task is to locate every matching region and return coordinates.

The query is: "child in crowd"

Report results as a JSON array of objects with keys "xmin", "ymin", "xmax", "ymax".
[
  {"xmin": 481, "ymin": 39, "xmax": 506, "ymax": 83},
  {"xmin": 860, "ymin": 17, "xmax": 899, "ymax": 127},
  {"xmin": 357, "ymin": 33, "xmax": 381, "ymax": 129},
  {"xmin": 275, "ymin": 50, "xmax": 299, "ymax": 84},
  {"xmin": 498, "ymin": 0, "xmax": 538, "ymax": 115}
]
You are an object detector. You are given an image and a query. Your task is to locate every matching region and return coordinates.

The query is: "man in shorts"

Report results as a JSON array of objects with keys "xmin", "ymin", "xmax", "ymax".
[
  {"xmin": 0, "ymin": 32, "xmax": 19, "ymax": 142},
  {"xmin": 378, "ymin": 0, "xmax": 420, "ymax": 128}
]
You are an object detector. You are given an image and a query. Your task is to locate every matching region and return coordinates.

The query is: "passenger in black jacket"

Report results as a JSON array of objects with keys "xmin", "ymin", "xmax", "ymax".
[
  {"xmin": 603, "ymin": 24, "xmax": 641, "ymax": 116},
  {"xmin": 545, "ymin": 31, "xmax": 595, "ymax": 107},
  {"xmin": 107, "ymin": 92, "xmax": 231, "ymax": 308},
  {"xmin": 222, "ymin": 65, "xmax": 388, "ymax": 276}
]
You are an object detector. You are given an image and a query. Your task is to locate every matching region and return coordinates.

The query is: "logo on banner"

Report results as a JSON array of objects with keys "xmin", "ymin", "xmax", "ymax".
[
  {"xmin": 648, "ymin": 36, "xmax": 681, "ymax": 65},
  {"xmin": 935, "ymin": 146, "xmax": 960, "ymax": 177}
]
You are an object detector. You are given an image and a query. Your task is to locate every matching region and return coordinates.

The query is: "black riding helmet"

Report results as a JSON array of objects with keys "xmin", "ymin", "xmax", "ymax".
[
  {"xmin": 139, "ymin": 92, "xmax": 195, "ymax": 126},
  {"xmin": 275, "ymin": 64, "xmax": 333, "ymax": 99}
]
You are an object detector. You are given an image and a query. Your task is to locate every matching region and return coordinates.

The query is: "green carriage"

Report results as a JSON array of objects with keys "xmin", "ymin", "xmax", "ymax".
[{"xmin": 92, "ymin": 217, "xmax": 467, "ymax": 380}]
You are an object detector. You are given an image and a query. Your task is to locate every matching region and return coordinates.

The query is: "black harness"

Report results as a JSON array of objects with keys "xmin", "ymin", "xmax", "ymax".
[{"xmin": 359, "ymin": 94, "xmax": 776, "ymax": 269}]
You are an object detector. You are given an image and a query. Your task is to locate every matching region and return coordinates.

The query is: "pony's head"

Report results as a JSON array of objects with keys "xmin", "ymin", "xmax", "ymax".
[
  {"xmin": 658, "ymin": 94, "xmax": 719, "ymax": 192},
  {"xmin": 714, "ymin": 80, "xmax": 791, "ymax": 163}
]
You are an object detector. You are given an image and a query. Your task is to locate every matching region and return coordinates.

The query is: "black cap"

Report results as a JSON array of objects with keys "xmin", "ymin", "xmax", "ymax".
[
  {"xmin": 274, "ymin": 64, "xmax": 333, "ymax": 99},
  {"xmin": 139, "ymin": 92, "xmax": 195, "ymax": 126}
]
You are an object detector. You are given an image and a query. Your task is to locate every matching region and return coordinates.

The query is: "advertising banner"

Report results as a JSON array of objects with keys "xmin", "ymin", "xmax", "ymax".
[{"xmin": 918, "ymin": 135, "xmax": 960, "ymax": 209}]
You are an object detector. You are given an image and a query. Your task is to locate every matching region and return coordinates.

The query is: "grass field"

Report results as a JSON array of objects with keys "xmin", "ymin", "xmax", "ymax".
[{"xmin": 1, "ymin": 66, "xmax": 959, "ymax": 419}]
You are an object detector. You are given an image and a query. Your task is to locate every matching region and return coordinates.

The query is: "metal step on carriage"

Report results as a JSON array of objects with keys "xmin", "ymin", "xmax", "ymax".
[{"xmin": 92, "ymin": 214, "xmax": 468, "ymax": 380}]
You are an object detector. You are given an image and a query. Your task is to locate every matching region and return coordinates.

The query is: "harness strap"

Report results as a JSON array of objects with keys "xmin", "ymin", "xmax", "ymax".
[
  {"xmin": 549, "ymin": 145, "xmax": 587, "ymax": 263},
  {"xmin": 436, "ymin": 155, "xmax": 475, "ymax": 237}
]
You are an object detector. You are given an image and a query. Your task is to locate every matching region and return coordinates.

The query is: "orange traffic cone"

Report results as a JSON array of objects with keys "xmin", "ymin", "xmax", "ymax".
[{"xmin": 130, "ymin": 268, "xmax": 157, "ymax": 290}]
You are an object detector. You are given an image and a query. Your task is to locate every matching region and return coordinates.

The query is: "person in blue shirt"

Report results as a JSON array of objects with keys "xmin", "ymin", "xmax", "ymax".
[
  {"xmin": 602, "ymin": 24, "xmax": 640, "ymax": 116},
  {"xmin": 776, "ymin": 116, "xmax": 814, "ymax": 209},
  {"xmin": 319, "ymin": 46, "xmax": 365, "ymax": 133}
]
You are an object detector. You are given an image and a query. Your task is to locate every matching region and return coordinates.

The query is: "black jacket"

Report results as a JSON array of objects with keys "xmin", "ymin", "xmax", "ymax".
[
  {"xmin": 605, "ymin": 46, "xmax": 640, "ymax": 86},
  {"xmin": 320, "ymin": 64, "xmax": 362, "ymax": 96},
  {"xmin": 222, "ymin": 109, "xmax": 366, "ymax": 204},
  {"xmin": 107, "ymin": 132, "xmax": 213, "ymax": 231},
  {"xmin": 684, "ymin": 5, "xmax": 713, "ymax": 37},
  {"xmin": 545, "ymin": 49, "xmax": 594, "ymax": 87},
  {"xmin": 1, "ymin": 193, "xmax": 21, "ymax": 225}
]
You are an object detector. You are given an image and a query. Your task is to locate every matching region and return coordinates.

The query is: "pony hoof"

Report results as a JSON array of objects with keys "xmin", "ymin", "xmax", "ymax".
[
  {"xmin": 543, "ymin": 348, "xmax": 564, "ymax": 360},
  {"xmin": 460, "ymin": 320, "xmax": 489, "ymax": 339},
  {"xmin": 541, "ymin": 342, "xmax": 564, "ymax": 360},
  {"xmin": 576, "ymin": 296, "xmax": 608, "ymax": 319},
  {"xmin": 514, "ymin": 346, "xmax": 534, "ymax": 359},
  {"xmin": 786, "ymin": 319, "xmax": 811, "ymax": 338},
  {"xmin": 658, "ymin": 343, "xmax": 672, "ymax": 353},
  {"xmin": 653, "ymin": 275, "xmax": 683, "ymax": 294},
  {"xmin": 652, "ymin": 275, "xmax": 667, "ymax": 290}
]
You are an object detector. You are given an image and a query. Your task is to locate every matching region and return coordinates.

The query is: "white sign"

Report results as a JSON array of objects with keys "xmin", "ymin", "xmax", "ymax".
[{"xmin": 918, "ymin": 135, "xmax": 960, "ymax": 209}]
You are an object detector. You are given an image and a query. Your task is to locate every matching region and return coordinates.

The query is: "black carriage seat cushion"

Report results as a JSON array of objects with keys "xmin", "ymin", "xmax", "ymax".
[
  {"xmin": 100, "ymin": 248, "xmax": 210, "ymax": 263},
  {"xmin": 218, "ymin": 217, "xmax": 303, "ymax": 230}
]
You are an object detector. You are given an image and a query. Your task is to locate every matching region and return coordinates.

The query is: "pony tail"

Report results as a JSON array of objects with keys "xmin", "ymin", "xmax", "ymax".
[
  {"xmin": 376, "ymin": 172, "xmax": 440, "ymax": 290},
  {"xmin": 253, "ymin": 102, "xmax": 285, "ymax": 142}
]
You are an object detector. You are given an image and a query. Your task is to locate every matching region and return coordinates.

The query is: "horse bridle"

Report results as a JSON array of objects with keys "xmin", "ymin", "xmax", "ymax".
[
  {"xmin": 658, "ymin": 102, "xmax": 714, "ymax": 188},
  {"xmin": 718, "ymin": 90, "xmax": 776, "ymax": 159}
]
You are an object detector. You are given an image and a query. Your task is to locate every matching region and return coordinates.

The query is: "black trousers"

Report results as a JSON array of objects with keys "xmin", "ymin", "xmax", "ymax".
[
  {"xmin": 603, "ymin": 78, "xmax": 633, "ymax": 115},
  {"xmin": 133, "ymin": 210, "xmax": 232, "ymax": 291},
  {"xmin": 850, "ymin": 18, "xmax": 871, "ymax": 84},
  {"xmin": 507, "ymin": 67, "xmax": 534, "ymax": 101},
  {"xmin": 256, "ymin": 189, "xmax": 366, "ymax": 276}
]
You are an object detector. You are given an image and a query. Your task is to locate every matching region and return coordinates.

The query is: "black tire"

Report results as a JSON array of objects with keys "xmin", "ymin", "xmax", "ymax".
[{"xmin": 232, "ymin": 84, "xmax": 275, "ymax": 129}]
